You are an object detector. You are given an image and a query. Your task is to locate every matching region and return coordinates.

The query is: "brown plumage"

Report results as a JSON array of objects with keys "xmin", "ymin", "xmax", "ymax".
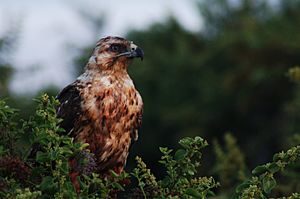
[{"xmin": 56, "ymin": 36, "xmax": 144, "ymax": 180}]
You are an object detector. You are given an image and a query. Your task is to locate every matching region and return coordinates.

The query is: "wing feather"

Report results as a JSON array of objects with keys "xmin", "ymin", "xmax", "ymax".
[{"xmin": 56, "ymin": 82, "xmax": 82, "ymax": 134}]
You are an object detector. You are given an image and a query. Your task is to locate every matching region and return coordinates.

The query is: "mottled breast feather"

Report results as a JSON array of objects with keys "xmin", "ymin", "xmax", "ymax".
[{"xmin": 56, "ymin": 74, "xmax": 143, "ymax": 174}]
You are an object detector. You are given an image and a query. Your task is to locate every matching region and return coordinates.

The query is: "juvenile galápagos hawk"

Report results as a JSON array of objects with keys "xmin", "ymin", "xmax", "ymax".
[{"xmin": 56, "ymin": 36, "xmax": 144, "ymax": 178}]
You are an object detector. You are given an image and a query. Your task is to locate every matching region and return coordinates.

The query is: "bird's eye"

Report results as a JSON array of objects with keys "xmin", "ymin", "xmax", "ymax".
[{"xmin": 110, "ymin": 44, "xmax": 120, "ymax": 52}]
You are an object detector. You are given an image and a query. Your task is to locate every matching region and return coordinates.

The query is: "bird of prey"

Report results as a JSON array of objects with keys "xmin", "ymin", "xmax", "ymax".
[{"xmin": 56, "ymin": 36, "xmax": 144, "ymax": 183}]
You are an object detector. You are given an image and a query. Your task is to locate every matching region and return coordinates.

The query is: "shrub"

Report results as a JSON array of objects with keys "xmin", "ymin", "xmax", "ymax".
[{"xmin": 0, "ymin": 94, "xmax": 299, "ymax": 198}]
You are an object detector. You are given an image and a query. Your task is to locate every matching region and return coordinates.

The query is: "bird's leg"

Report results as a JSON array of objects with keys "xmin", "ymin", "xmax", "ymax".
[
  {"xmin": 112, "ymin": 164, "xmax": 123, "ymax": 175},
  {"xmin": 113, "ymin": 165, "xmax": 131, "ymax": 186},
  {"xmin": 69, "ymin": 157, "xmax": 81, "ymax": 194}
]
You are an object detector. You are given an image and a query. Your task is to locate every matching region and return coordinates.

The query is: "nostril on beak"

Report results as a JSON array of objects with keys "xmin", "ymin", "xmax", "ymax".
[{"xmin": 130, "ymin": 43, "xmax": 138, "ymax": 51}]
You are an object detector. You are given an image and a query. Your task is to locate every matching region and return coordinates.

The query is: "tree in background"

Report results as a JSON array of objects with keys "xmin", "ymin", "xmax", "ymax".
[
  {"xmin": 0, "ymin": 26, "xmax": 61, "ymax": 119},
  {"xmin": 125, "ymin": 0, "xmax": 300, "ymax": 174},
  {"xmin": 0, "ymin": 27, "xmax": 17, "ymax": 98},
  {"xmin": 0, "ymin": 65, "xmax": 13, "ymax": 98}
]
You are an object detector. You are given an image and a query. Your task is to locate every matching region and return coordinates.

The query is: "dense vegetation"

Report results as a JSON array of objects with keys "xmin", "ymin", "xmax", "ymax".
[
  {"xmin": 0, "ymin": 95, "xmax": 299, "ymax": 198},
  {"xmin": 1, "ymin": 0, "xmax": 300, "ymax": 198}
]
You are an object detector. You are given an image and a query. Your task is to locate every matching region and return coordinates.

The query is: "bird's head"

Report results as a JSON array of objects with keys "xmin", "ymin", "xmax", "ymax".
[{"xmin": 87, "ymin": 36, "xmax": 144, "ymax": 72}]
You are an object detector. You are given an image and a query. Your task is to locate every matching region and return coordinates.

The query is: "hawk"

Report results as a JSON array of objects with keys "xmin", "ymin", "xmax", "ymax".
[{"xmin": 56, "ymin": 36, "xmax": 144, "ymax": 182}]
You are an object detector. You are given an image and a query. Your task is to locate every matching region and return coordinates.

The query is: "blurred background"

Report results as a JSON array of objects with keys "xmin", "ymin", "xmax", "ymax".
[{"xmin": 1, "ymin": 0, "xmax": 300, "ymax": 196}]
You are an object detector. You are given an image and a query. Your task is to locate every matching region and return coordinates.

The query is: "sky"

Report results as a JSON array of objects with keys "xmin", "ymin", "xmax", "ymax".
[{"xmin": 0, "ymin": 0, "xmax": 202, "ymax": 95}]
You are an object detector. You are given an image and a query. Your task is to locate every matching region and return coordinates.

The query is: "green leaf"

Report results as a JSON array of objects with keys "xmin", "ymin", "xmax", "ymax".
[
  {"xmin": 39, "ymin": 176, "xmax": 56, "ymax": 191},
  {"xmin": 0, "ymin": 145, "xmax": 7, "ymax": 156},
  {"xmin": 110, "ymin": 170, "xmax": 119, "ymax": 177},
  {"xmin": 159, "ymin": 147, "xmax": 167, "ymax": 153},
  {"xmin": 159, "ymin": 147, "xmax": 172, "ymax": 157},
  {"xmin": 179, "ymin": 137, "xmax": 193, "ymax": 149},
  {"xmin": 252, "ymin": 165, "xmax": 267, "ymax": 175},
  {"xmin": 111, "ymin": 182, "xmax": 125, "ymax": 191},
  {"xmin": 267, "ymin": 163, "xmax": 280, "ymax": 173},
  {"xmin": 49, "ymin": 150, "xmax": 58, "ymax": 160},
  {"xmin": 207, "ymin": 190, "xmax": 215, "ymax": 196},
  {"xmin": 79, "ymin": 143, "xmax": 90, "ymax": 150},
  {"xmin": 61, "ymin": 148, "xmax": 73, "ymax": 156},
  {"xmin": 272, "ymin": 153, "xmax": 280, "ymax": 161},
  {"xmin": 174, "ymin": 149, "xmax": 186, "ymax": 160},
  {"xmin": 185, "ymin": 188, "xmax": 202, "ymax": 198},
  {"xmin": 160, "ymin": 176, "xmax": 172, "ymax": 187},
  {"xmin": 235, "ymin": 181, "xmax": 251, "ymax": 193},
  {"xmin": 177, "ymin": 177, "xmax": 189, "ymax": 184},
  {"xmin": 262, "ymin": 175, "xmax": 276, "ymax": 194},
  {"xmin": 36, "ymin": 151, "xmax": 50, "ymax": 162},
  {"xmin": 187, "ymin": 167, "xmax": 195, "ymax": 176}
]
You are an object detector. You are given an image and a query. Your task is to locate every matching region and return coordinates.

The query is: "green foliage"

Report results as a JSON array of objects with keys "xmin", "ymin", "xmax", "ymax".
[
  {"xmin": 288, "ymin": 66, "xmax": 300, "ymax": 83},
  {"xmin": 123, "ymin": 0, "xmax": 300, "ymax": 174},
  {"xmin": 0, "ymin": 100, "xmax": 19, "ymax": 155},
  {"xmin": 23, "ymin": 94, "xmax": 79, "ymax": 198},
  {"xmin": 0, "ymin": 96, "xmax": 220, "ymax": 198},
  {"xmin": 234, "ymin": 145, "xmax": 300, "ymax": 198},
  {"xmin": 0, "ymin": 94, "xmax": 300, "ymax": 198},
  {"xmin": 0, "ymin": 21, "xmax": 19, "ymax": 98},
  {"xmin": 0, "ymin": 95, "xmax": 126, "ymax": 198},
  {"xmin": 14, "ymin": 188, "xmax": 41, "ymax": 199},
  {"xmin": 213, "ymin": 133, "xmax": 247, "ymax": 191},
  {"xmin": 129, "ymin": 137, "xmax": 219, "ymax": 199},
  {"xmin": 0, "ymin": 65, "xmax": 13, "ymax": 98}
]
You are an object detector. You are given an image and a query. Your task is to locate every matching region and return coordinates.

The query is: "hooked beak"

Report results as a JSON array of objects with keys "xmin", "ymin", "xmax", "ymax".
[
  {"xmin": 127, "ymin": 42, "xmax": 144, "ymax": 61},
  {"xmin": 116, "ymin": 42, "xmax": 144, "ymax": 61}
]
